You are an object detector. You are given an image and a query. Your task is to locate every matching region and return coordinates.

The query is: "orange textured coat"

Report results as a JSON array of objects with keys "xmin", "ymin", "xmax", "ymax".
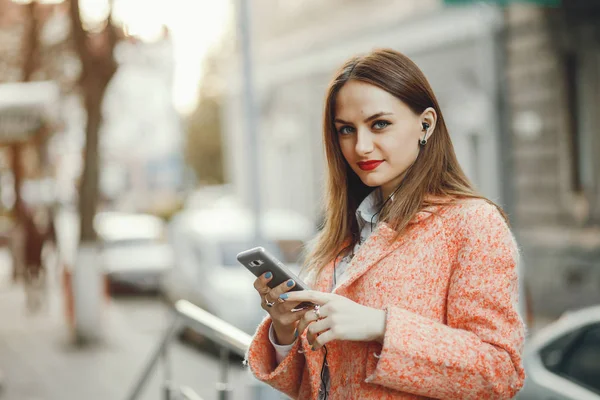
[{"xmin": 246, "ymin": 199, "xmax": 526, "ymax": 399}]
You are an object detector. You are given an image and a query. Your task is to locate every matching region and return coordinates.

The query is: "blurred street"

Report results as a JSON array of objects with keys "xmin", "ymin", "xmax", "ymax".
[
  {"xmin": 0, "ymin": 0, "xmax": 598, "ymax": 399},
  {"xmin": 0, "ymin": 248, "xmax": 255, "ymax": 400}
]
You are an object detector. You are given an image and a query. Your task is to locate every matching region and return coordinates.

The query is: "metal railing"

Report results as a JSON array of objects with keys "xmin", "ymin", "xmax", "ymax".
[{"xmin": 125, "ymin": 299, "xmax": 282, "ymax": 400}]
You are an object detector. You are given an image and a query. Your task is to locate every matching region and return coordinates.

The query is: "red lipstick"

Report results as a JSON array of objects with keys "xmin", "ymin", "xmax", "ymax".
[{"xmin": 357, "ymin": 160, "xmax": 383, "ymax": 171}]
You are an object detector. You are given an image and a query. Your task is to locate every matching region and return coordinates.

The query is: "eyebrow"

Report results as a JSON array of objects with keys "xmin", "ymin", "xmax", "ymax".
[{"xmin": 334, "ymin": 112, "xmax": 393, "ymax": 125}]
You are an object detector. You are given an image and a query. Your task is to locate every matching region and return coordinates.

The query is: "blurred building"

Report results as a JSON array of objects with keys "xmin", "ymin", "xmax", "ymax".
[
  {"xmin": 0, "ymin": 81, "xmax": 60, "ymax": 207},
  {"xmin": 225, "ymin": 0, "xmax": 503, "ymax": 218},
  {"xmin": 0, "ymin": 0, "xmax": 73, "ymax": 211},
  {"xmin": 504, "ymin": 2, "xmax": 600, "ymax": 317},
  {"xmin": 100, "ymin": 29, "xmax": 185, "ymax": 212},
  {"xmin": 224, "ymin": 0, "xmax": 600, "ymax": 319}
]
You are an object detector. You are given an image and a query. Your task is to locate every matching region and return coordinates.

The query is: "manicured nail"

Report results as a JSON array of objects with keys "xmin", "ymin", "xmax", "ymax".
[
  {"xmin": 287, "ymin": 279, "xmax": 295, "ymax": 287},
  {"xmin": 294, "ymin": 329, "xmax": 298, "ymax": 338},
  {"xmin": 279, "ymin": 293, "xmax": 288, "ymax": 300},
  {"xmin": 265, "ymin": 272, "xmax": 272, "ymax": 279}
]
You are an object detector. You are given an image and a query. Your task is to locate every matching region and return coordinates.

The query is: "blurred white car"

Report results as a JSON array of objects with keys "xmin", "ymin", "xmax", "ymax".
[
  {"xmin": 95, "ymin": 211, "xmax": 174, "ymax": 293},
  {"xmin": 517, "ymin": 305, "xmax": 600, "ymax": 400},
  {"xmin": 162, "ymin": 203, "xmax": 315, "ymax": 335}
]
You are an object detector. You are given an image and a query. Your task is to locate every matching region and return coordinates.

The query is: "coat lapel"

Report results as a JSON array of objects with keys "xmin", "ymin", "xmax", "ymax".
[
  {"xmin": 330, "ymin": 205, "xmax": 440, "ymax": 294},
  {"xmin": 313, "ymin": 204, "xmax": 440, "ymax": 295},
  {"xmin": 313, "ymin": 258, "xmax": 335, "ymax": 292},
  {"xmin": 332, "ymin": 222, "xmax": 404, "ymax": 295}
]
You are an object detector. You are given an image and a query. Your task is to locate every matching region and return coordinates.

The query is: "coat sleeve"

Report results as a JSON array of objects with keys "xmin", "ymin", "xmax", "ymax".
[
  {"xmin": 364, "ymin": 202, "xmax": 526, "ymax": 399},
  {"xmin": 245, "ymin": 316, "xmax": 306, "ymax": 399}
]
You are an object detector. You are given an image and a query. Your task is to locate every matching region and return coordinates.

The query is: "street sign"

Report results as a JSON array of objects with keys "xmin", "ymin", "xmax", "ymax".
[{"xmin": 444, "ymin": 0, "xmax": 560, "ymax": 6}]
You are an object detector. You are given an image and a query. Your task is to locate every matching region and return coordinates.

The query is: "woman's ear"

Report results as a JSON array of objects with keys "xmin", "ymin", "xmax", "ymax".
[{"xmin": 420, "ymin": 107, "xmax": 437, "ymax": 141}]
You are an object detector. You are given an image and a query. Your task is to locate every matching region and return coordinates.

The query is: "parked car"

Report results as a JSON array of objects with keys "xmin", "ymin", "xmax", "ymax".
[
  {"xmin": 518, "ymin": 305, "xmax": 600, "ymax": 400},
  {"xmin": 95, "ymin": 211, "xmax": 174, "ymax": 294},
  {"xmin": 162, "ymin": 203, "xmax": 315, "ymax": 336}
]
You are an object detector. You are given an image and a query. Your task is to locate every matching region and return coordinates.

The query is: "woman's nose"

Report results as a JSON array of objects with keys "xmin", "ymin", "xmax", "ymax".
[{"xmin": 355, "ymin": 131, "xmax": 375, "ymax": 156}]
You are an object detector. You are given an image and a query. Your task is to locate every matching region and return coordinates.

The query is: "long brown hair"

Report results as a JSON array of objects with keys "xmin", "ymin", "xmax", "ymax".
[{"xmin": 303, "ymin": 48, "xmax": 507, "ymax": 278}]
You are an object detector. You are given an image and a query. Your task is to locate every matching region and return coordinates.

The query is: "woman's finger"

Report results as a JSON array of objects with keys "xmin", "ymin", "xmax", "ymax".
[
  {"xmin": 281, "ymin": 299, "xmax": 304, "ymax": 312},
  {"xmin": 280, "ymin": 290, "xmax": 332, "ymax": 306},
  {"xmin": 278, "ymin": 307, "xmax": 311, "ymax": 326},
  {"xmin": 265, "ymin": 278, "xmax": 296, "ymax": 305},
  {"xmin": 296, "ymin": 306, "xmax": 325, "ymax": 337},
  {"xmin": 306, "ymin": 317, "xmax": 331, "ymax": 346},
  {"xmin": 312, "ymin": 329, "xmax": 336, "ymax": 351},
  {"xmin": 253, "ymin": 272, "xmax": 273, "ymax": 296}
]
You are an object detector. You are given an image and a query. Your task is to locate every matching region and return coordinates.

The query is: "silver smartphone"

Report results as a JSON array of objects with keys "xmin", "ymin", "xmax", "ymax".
[{"xmin": 237, "ymin": 246, "xmax": 315, "ymax": 309}]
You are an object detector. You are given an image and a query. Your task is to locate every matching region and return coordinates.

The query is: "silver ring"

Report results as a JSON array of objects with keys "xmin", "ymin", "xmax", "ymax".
[
  {"xmin": 313, "ymin": 305, "xmax": 321, "ymax": 319},
  {"xmin": 265, "ymin": 297, "xmax": 275, "ymax": 308}
]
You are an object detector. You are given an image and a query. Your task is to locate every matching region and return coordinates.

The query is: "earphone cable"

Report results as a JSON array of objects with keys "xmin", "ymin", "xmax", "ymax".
[
  {"xmin": 370, "ymin": 182, "xmax": 403, "ymax": 230},
  {"xmin": 369, "ymin": 156, "xmax": 421, "ymax": 230},
  {"xmin": 320, "ymin": 344, "xmax": 329, "ymax": 400}
]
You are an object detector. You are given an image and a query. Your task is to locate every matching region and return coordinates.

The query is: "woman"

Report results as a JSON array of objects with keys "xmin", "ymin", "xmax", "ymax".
[{"xmin": 246, "ymin": 49, "xmax": 525, "ymax": 399}]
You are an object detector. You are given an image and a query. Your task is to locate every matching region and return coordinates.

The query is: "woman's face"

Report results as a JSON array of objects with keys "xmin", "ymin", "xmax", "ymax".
[{"xmin": 334, "ymin": 80, "xmax": 433, "ymax": 198}]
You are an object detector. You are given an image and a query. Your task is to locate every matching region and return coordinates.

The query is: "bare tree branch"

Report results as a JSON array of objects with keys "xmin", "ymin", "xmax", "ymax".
[
  {"xmin": 67, "ymin": 0, "xmax": 119, "ymax": 243},
  {"xmin": 105, "ymin": 0, "xmax": 118, "ymax": 52},
  {"xmin": 68, "ymin": 0, "xmax": 89, "ymax": 65},
  {"xmin": 21, "ymin": 1, "xmax": 38, "ymax": 82}
]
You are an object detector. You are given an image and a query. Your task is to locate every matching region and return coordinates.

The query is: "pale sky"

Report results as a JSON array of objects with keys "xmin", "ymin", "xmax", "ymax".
[{"xmin": 80, "ymin": 0, "xmax": 232, "ymax": 114}]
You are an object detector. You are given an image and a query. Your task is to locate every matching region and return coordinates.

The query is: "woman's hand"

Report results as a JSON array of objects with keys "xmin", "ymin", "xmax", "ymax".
[
  {"xmin": 281, "ymin": 290, "xmax": 386, "ymax": 350},
  {"xmin": 253, "ymin": 273, "xmax": 311, "ymax": 345}
]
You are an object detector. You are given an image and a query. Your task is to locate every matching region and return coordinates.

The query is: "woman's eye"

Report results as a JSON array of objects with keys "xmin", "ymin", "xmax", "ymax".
[
  {"xmin": 338, "ymin": 126, "xmax": 354, "ymax": 135},
  {"xmin": 372, "ymin": 120, "xmax": 390, "ymax": 130}
]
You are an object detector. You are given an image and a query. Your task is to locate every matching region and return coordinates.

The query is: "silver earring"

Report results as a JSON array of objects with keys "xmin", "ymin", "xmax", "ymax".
[{"xmin": 419, "ymin": 136, "xmax": 427, "ymax": 146}]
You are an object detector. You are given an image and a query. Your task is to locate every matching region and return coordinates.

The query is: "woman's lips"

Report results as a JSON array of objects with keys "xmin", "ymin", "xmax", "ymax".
[{"xmin": 357, "ymin": 160, "xmax": 383, "ymax": 171}]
